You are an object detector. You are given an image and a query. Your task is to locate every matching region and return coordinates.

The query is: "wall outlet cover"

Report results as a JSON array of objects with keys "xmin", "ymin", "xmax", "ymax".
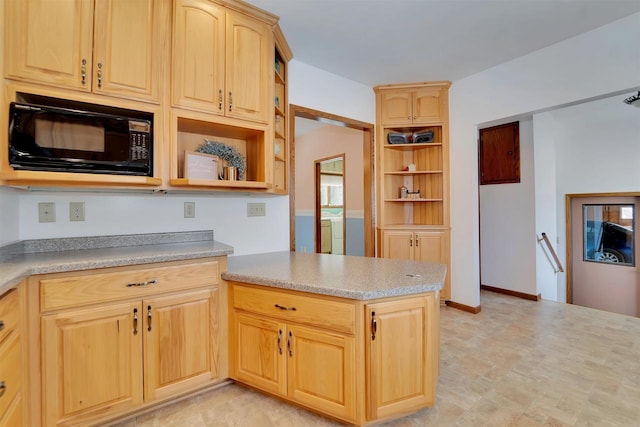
[
  {"xmin": 247, "ymin": 202, "xmax": 266, "ymax": 217},
  {"xmin": 69, "ymin": 202, "xmax": 85, "ymax": 221},
  {"xmin": 184, "ymin": 202, "xmax": 195, "ymax": 218}
]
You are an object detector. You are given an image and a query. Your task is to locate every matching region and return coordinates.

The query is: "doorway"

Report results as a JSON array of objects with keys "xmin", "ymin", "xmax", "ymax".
[
  {"xmin": 289, "ymin": 105, "xmax": 375, "ymax": 256},
  {"xmin": 315, "ymin": 155, "xmax": 345, "ymax": 254},
  {"xmin": 568, "ymin": 194, "xmax": 640, "ymax": 317}
]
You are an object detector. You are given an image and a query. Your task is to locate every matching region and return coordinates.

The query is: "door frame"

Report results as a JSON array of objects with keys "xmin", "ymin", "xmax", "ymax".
[
  {"xmin": 289, "ymin": 105, "xmax": 375, "ymax": 256},
  {"xmin": 565, "ymin": 191, "xmax": 640, "ymax": 303}
]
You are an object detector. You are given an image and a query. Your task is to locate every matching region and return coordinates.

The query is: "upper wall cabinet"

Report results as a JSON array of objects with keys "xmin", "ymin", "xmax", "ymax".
[
  {"xmin": 379, "ymin": 86, "xmax": 446, "ymax": 126},
  {"xmin": 4, "ymin": 0, "xmax": 163, "ymax": 104},
  {"xmin": 172, "ymin": 0, "xmax": 272, "ymax": 123}
]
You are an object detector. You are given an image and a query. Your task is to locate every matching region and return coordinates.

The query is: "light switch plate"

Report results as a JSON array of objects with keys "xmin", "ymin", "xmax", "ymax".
[
  {"xmin": 247, "ymin": 202, "xmax": 266, "ymax": 217},
  {"xmin": 184, "ymin": 202, "xmax": 195, "ymax": 218},
  {"xmin": 38, "ymin": 202, "xmax": 56, "ymax": 223}
]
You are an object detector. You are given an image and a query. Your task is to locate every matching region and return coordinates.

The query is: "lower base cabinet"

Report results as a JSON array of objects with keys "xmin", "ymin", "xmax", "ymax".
[
  {"xmin": 229, "ymin": 282, "xmax": 439, "ymax": 425},
  {"xmin": 0, "ymin": 286, "xmax": 24, "ymax": 427},
  {"xmin": 30, "ymin": 258, "xmax": 225, "ymax": 427},
  {"xmin": 379, "ymin": 227, "xmax": 450, "ymax": 300}
]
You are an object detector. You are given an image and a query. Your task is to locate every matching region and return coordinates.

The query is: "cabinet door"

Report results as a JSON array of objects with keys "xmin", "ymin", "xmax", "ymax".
[
  {"xmin": 0, "ymin": 394, "xmax": 22, "ymax": 427},
  {"xmin": 41, "ymin": 301, "xmax": 143, "ymax": 426},
  {"xmin": 143, "ymin": 289, "xmax": 219, "ymax": 401},
  {"xmin": 366, "ymin": 297, "xmax": 433, "ymax": 420},
  {"xmin": 287, "ymin": 325, "xmax": 356, "ymax": 422},
  {"xmin": 379, "ymin": 91, "xmax": 413, "ymax": 126},
  {"xmin": 412, "ymin": 87, "xmax": 443, "ymax": 123},
  {"xmin": 415, "ymin": 231, "xmax": 450, "ymax": 300},
  {"xmin": 225, "ymin": 11, "xmax": 271, "ymax": 123},
  {"xmin": 414, "ymin": 231, "xmax": 445, "ymax": 263},
  {"xmin": 93, "ymin": 0, "xmax": 162, "ymax": 102},
  {"xmin": 232, "ymin": 313, "xmax": 287, "ymax": 396},
  {"xmin": 5, "ymin": 0, "xmax": 94, "ymax": 90},
  {"xmin": 380, "ymin": 230, "xmax": 414, "ymax": 260},
  {"xmin": 172, "ymin": 0, "xmax": 225, "ymax": 114},
  {"xmin": 0, "ymin": 333, "xmax": 21, "ymax": 422}
]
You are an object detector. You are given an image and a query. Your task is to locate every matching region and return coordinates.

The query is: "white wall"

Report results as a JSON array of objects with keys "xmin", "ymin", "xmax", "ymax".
[
  {"xmin": 479, "ymin": 119, "xmax": 536, "ymax": 296},
  {"xmin": 17, "ymin": 191, "xmax": 289, "ymax": 255},
  {"xmin": 450, "ymin": 12, "xmax": 640, "ymax": 307},
  {"xmin": 289, "ymin": 60, "xmax": 375, "ymax": 124},
  {"xmin": 549, "ymin": 94, "xmax": 640, "ymax": 301},
  {"xmin": 532, "ymin": 113, "xmax": 560, "ymax": 301},
  {"xmin": 0, "ymin": 187, "xmax": 20, "ymax": 245}
]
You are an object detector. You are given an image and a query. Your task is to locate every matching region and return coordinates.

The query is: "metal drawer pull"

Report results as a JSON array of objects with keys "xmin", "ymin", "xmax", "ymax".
[
  {"xmin": 81, "ymin": 59, "xmax": 87, "ymax": 85},
  {"xmin": 126, "ymin": 279, "xmax": 158, "ymax": 287},
  {"xmin": 371, "ymin": 311, "xmax": 377, "ymax": 340},
  {"xmin": 133, "ymin": 308, "xmax": 138, "ymax": 335},
  {"xmin": 274, "ymin": 304, "xmax": 296, "ymax": 311},
  {"xmin": 287, "ymin": 331, "xmax": 293, "ymax": 357},
  {"xmin": 147, "ymin": 305, "xmax": 152, "ymax": 332},
  {"xmin": 277, "ymin": 329, "xmax": 283, "ymax": 355},
  {"xmin": 0, "ymin": 320, "xmax": 4, "ymax": 332},
  {"xmin": 97, "ymin": 62, "xmax": 103, "ymax": 88},
  {"xmin": 0, "ymin": 381, "xmax": 5, "ymax": 398}
]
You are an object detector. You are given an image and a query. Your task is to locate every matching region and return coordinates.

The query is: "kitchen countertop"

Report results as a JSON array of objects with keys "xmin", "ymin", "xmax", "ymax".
[
  {"xmin": 0, "ymin": 231, "xmax": 233, "ymax": 295},
  {"xmin": 0, "ymin": 232, "xmax": 446, "ymax": 300},
  {"xmin": 223, "ymin": 251, "xmax": 445, "ymax": 300}
]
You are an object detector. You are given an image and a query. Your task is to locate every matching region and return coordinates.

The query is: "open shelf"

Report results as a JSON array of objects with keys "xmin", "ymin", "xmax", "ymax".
[{"xmin": 172, "ymin": 111, "xmax": 268, "ymax": 189}]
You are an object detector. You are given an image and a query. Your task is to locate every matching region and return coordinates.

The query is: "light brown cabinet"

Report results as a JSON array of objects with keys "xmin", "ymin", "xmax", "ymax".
[
  {"xmin": 30, "ymin": 259, "xmax": 224, "ymax": 427},
  {"xmin": 229, "ymin": 282, "xmax": 439, "ymax": 425},
  {"xmin": 366, "ymin": 294, "xmax": 438, "ymax": 419},
  {"xmin": 375, "ymin": 82, "xmax": 451, "ymax": 300},
  {"xmin": 272, "ymin": 26, "xmax": 292, "ymax": 194},
  {"xmin": 230, "ymin": 284, "xmax": 356, "ymax": 422},
  {"xmin": 0, "ymin": 287, "xmax": 24, "ymax": 427},
  {"xmin": 5, "ymin": 0, "xmax": 163, "ymax": 103},
  {"xmin": 172, "ymin": 0, "xmax": 271, "ymax": 123},
  {"xmin": 379, "ymin": 87, "xmax": 446, "ymax": 125}
]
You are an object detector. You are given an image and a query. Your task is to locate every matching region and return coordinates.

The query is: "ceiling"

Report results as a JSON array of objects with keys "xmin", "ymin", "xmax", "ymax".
[{"xmin": 245, "ymin": 0, "xmax": 640, "ymax": 87}]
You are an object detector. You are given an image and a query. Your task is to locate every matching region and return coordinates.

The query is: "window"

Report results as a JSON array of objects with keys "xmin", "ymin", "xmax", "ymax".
[{"xmin": 583, "ymin": 204, "xmax": 634, "ymax": 265}]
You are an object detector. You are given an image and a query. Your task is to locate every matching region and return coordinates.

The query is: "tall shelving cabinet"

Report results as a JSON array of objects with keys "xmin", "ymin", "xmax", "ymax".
[
  {"xmin": 273, "ymin": 24, "xmax": 292, "ymax": 194},
  {"xmin": 375, "ymin": 81, "xmax": 451, "ymax": 300}
]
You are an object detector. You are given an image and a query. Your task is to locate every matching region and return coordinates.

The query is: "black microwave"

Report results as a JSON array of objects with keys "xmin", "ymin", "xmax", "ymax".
[{"xmin": 8, "ymin": 94, "xmax": 153, "ymax": 176}]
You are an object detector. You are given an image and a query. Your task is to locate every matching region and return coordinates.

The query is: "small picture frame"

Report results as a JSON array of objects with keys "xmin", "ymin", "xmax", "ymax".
[{"xmin": 184, "ymin": 151, "xmax": 219, "ymax": 180}]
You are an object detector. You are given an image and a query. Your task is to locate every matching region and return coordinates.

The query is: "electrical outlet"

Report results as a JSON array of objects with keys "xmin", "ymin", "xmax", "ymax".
[
  {"xmin": 247, "ymin": 202, "xmax": 266, "ymax": 217},
  {"xmin": 184, "ymin": 202, "xmax": 195, "ymax": 218},
  {"xmin": 38, "ymin": 202, "xmax": 56, "ymax": 223},
  {"xmin": 69, "ymin": 202, "xmax": 85, "ymax": 221}
]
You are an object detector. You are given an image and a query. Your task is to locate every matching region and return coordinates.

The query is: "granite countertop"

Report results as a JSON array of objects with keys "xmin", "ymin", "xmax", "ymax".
[
  {"xmin": 223, "ymin": 251, "xmax": 446, "ymax": 300},
  {"xmin": 0, "ymin": 231, "xmax": 233, "ymax": 295}
]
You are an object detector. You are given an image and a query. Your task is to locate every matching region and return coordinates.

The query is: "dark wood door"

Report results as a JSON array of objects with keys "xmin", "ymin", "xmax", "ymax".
[{"xmin": 478, "ymin": 122, "xmax": 520, "ymax": 185}]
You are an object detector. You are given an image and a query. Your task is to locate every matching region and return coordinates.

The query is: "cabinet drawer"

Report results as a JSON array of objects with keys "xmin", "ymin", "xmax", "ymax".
[
  {"xmin": 41, "ymin": 260, "xmax": 219, "ymax": 311},
  {"xmin": 232, "ymin": 285, "xmax": 355, "ymax": 335},
  {"xmin": 0, "ymin": 290, "xmax": 19, "ymax": 345},
  {"xmin": 0, "ymin": 333, "xmax": 21, "ymax": 418}
]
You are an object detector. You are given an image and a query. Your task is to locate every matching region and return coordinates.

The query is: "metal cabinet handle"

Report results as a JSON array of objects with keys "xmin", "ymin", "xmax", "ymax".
[
  {"xmin": 277, "ymin": 329, "xmax": 283, "ymax": 355},
  {"xmin": 147, "ymin": 305, "xmax": 152, "ymax": 332},
  {"xmin": 97, "ymin": 62, "xmax": 103, "ymax": 88},
  {"xmin": 274, "ymin": 304, "xmax": 296, "ymax": 311},
  {"xmin": 126, "ymin": 279, "xmax": 158, "ymax": 287},
  {"xmin": 415, "ymin": 235, "xmax": 419, "ymax": 247},
  {"xmin": 371, "ymin": 311, "xmax": 377, "ymax": 340},
  {"xmin": 287, "ymin": 331, "xmax": 293, "ymax": 357},
  {"xmin": 0, "ymin": 320, "xmax": 4, "ymax": 332},
  {"xmin": 409, "ymin": 237, "xmax": 413, "ymax": 247},
  {"xmin": 228, "ymin": 91, "xmax": 233, "ymax": 112},
  {"xmin": 0, "ymin": 381, "xmax": 5, "ymax": 398},
  {"xmin": 81, "ymin": 59, "xmax": 87, "ymax": 85},
  {"xmin": 218, "ymin": 89, "xmax": 223, "ymax": 110},
  {"xmin": 133, "ymin": 308, "xmax": 138, "ymax": 335}
]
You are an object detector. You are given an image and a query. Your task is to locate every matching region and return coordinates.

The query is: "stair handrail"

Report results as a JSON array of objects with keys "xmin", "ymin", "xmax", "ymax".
[{"xmin": 537, "ymin": 232, "xmax": 564, "ymax": 273}]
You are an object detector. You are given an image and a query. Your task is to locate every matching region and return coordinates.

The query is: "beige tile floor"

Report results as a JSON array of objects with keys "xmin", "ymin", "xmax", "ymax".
[{"xmin": 111, "ymin": 291, "xmax": 640, "ymax": 427}]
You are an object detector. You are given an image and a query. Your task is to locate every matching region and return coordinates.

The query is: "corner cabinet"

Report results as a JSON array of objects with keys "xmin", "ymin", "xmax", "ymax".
[
  {"xmin": 272, "ymin": 25, "xmax": 292, "ymax": 194},
  {"xmin": 229, "ymin": 282, "xmax": 440, "ymax": 426},
  {"xmin": 375, "ymin": 82, "xmax": 451, "ymax": 300},
  {"xmin": 27, "ymin": 258, "xmax": 227, "ymax": 427}
]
